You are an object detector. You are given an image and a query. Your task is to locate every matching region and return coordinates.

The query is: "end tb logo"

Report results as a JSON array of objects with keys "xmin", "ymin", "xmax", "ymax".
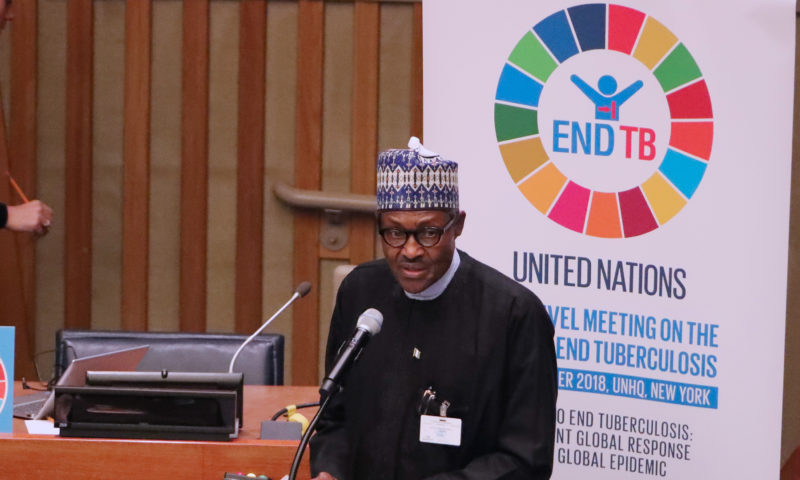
[
  {"xmin": 538, "ymin": 50, "xmax": 670, "ymax": 193},
  {"xmin": 553, "ymin": 74, "xmax": 656, "ymax": 161}
]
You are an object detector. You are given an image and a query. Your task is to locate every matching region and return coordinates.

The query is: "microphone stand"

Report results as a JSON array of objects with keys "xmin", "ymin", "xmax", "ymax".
[
  {"xmin": 288, "ymin": 393, "xmax": 333, "ymax": 480},
  {"xmin": 228, "ymin": 282, "xmax": 310, "ymax": 374},
  {"xmin": 288, "ymin": 308, "xmax": 380, "ymax": 479}
]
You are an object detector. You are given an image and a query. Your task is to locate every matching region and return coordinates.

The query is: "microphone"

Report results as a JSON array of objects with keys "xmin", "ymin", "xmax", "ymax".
[
  {"xmin": 319, "ymin": 308, "xmax": 383, "ymax": 399},
  {"xmin": 228, "ymin": 281, "xmax": 312, "ymax": 374}
]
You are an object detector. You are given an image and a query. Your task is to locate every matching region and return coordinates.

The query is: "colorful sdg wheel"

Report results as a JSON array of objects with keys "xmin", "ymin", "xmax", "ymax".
[{"xmin": 495, "ymin": 4, "xmax": 713, "ymax": 238}]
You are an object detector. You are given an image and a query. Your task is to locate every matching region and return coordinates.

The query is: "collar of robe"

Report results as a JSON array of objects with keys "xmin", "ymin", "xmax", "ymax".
[{"xmin": 404, "ymin": 250, "xmax": 461, "ymax": 301}]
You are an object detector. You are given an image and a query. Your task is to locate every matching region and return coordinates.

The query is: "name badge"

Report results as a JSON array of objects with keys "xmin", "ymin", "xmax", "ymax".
[{"xmin": 419, "ymin": 414, "xmax": 461, "ymax": 447}]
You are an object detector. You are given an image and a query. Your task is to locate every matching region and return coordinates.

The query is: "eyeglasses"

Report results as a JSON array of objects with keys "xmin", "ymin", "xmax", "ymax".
[{"xmin": 379, "ymin": 215, "xmax": 457, "ymax": 248}]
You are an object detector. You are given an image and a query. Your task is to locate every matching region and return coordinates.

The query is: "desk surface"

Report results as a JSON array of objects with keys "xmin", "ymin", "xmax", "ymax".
[{"xmin": 2, "ymin": 382, "xmax": 320, "ymax": 480}]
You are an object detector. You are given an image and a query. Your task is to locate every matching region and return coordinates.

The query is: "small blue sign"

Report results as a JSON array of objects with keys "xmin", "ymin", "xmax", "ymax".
[{"xmin": 0, "ymin": 326, "xmax": 15, "ymax": 432}]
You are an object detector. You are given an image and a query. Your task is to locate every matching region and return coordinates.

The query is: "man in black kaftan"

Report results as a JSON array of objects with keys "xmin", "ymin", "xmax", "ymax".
[{"xmin": 309, "ymin": 139, "xmax": 557, "ymax": 480}]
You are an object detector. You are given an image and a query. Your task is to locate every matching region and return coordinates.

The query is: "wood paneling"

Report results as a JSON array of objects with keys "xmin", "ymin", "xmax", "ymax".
[
  {"xmin": 350, "ymin": 1, "xmax": 379, "ymax": 265},
  {"xmin": 206, "ymin": 2, "xmax": 240, "ymax": 334},
  {"xmin": 377, "ymin": 4, "xmax": 413, "ymax": 151},
  {"xmin": 180, "ymin": 0, "xmax": 210, "ymax": 332},
  {"xmin": 8, "ymin": 0, "xmax": 36, "ymax": 198},
  {"xmin": 318, "ymin": 3, "xmax": 353, "ymax": 261},
  {"xmin": 64, "ymin": 0, "xmax": 93, "ymax": 329},
  {"xmin": 0, "ymin": 97, "xmax": 35, "ymax": 379},
  {"xmin": 263, "ymin": 1, "xmax": 299, "ymax": 382},
  {"xmin": 122, "ymin": 0, "xmax": 152, "ymax": 331},
  {"xmin": 235, "ymin": 0, "xmax": 267, "ymax": 335},
  {"xmin": 293, "ymin": 0, "xmax": 325, "ymax": 385},
  {"xmin": 10, "ymin": 0, "xmax": 424, "ymax": 382},
  {"xmin": 35, "ymin": 0, "xmax": 67, "ymax": 371},
  {"xmin": 782, "ymin": 12, "xmax": 800, "ymax": 466},
  {"xmin": 411, "ymin": 1, "xmax": 422, "ymax": 139},
  {"xmin": 9, "ymin": 0, "xmax": 38, "ymax": 365},
  {"xmin": 148, "ymin": 1, "xmax": 182, "ymax": 332},
  {"xmin": 782, "ymin": 446, "xmax": 800, "ymax": 480},
  {"xmin": 91, "ymin": 0, "xmax": 125, "ymax": 332}
]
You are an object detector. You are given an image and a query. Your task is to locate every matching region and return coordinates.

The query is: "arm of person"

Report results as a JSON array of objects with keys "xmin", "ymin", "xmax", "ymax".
[
  {"xmin": 2, "ymin": 200, "xmax": 53, "ymax": 235},
  {"xmin": 614, "ymin": 80, "xmax": 644, "ymax": 105},
  {"xmin": 309, "ymin": 393, "xmax": 349, "ymax": 480},
  {"xmin": 309, "ymin": 285, "xmax": 355, "ymax": 480},
  {"xmin": 423, "ymin": 298, "xmax": 558, "ymax": 480},
  {"xmin": 570, "ymin": 74, "xmax": 602, "ymax": 104}
]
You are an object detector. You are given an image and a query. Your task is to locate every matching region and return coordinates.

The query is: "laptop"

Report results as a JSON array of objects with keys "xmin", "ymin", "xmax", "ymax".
[{"xmin": 13, "ymin": 345, "xmax": 149, "ymax": 420}]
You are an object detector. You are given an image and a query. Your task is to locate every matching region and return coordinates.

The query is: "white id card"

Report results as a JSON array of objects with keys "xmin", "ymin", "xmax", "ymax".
[{"xmin": 419, "ymin": 415, "xmax": 462, "ymax": 447}]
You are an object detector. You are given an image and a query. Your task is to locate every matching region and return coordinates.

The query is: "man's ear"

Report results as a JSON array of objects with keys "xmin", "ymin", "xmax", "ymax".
[{"xmin": 453, "ymin": 210, "xmax": 466, "ymax": 237}]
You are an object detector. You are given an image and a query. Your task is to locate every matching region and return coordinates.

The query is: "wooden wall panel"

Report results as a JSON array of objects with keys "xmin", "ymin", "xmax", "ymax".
[
  {"xmin": 35, "ymin": 0, "xmax": 67, "ymax": 374},
  {"xmin": 180, "ymin": 0, "xmax": 210, "ymax": 332},
  {"xmin": 316, "ymin": 3, "xmax": 355, "ymax": 378},
  {"xmin": 782, "ymin": 12, "xmax": 800, "ymax": 466},
  {"xmin": 349, "ymin": 1, "xmax": 379, "ymax": 266},
  {"xmin": 207, "ymin": 2, "xmax": 240, "ymax": 334},
  {"xmin": 235, "ymin": 0, "xmax": 267, "ymax": 335},
  {"xmin": 9, "ymin": 0, "xmax": 38, "ymax": 366},
  {"xmin": 9, "ymin": 0, "xmax": 37, "ymax": 330},
  {"xmin": 411, "ymin": 2, "xmax": 422, "ymax": 139},
  {"xmin": 64, "ymin": 0, "xmax": 93, "ymax": 329},
  {"xmin": 319, "ymin": 3, "xmax": 353, "ymax": 263},
  {"xmin": 0, "ymin": 96, "xmax": 35, "ymax": 379},
  {"xmin": 92, "ymin": 1, "xmax": 124, "ymax": 331},
  {"xmin": 122, "ymin": 0, "xmax": 152, "ymax": 331},
  {"xmin": 321, "ymin": 3, "xmax": 352, "ymax": 201},
  {"xmin": 293, "ymin": 0, "xmax": 325, "ymax": 386},
  {"xmin": 0, "ymin": 21, "xmax": 8, "ymax": 97},
  {"xmin": 148, "ymin": 0, "xmax": 182, "ymax": 332},
  {"xmin": 264, "ymin": 1, "xmax": 299, "ymax": 383},
  {"xmin": 19, "ymin": 0, "xmax": 425, "ymax": 382},
  {"xmin": 377, "ymin": 3, "xmax": 413, "ymax": 151}
]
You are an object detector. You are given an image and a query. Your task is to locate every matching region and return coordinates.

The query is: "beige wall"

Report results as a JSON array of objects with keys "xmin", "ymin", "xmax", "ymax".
[{"xmin": 4, "ymin": 0, "xmax": 799, "ymax": 465}]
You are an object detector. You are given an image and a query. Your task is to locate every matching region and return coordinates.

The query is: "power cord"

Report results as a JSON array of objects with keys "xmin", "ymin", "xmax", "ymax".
[
  {"xmin": 20, "ymin": 377, "xmax": 48, "ymax": 391},
  {"xmin": 270, "ymin": 402, "xmax": 320, "ymax": 421}
]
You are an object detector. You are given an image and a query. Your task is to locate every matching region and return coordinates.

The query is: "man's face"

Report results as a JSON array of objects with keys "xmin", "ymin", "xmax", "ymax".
[
  {"xmin": 0, "ymin": 0, "xmax": 12, "ymax": 33},
  {"xmin": 379, "ymin": 209, "xmax": 465, "ymax": 294}
]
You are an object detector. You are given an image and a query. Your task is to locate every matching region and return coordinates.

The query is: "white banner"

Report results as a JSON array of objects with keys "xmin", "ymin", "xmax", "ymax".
[{"xmin": 424, "ymin": 1, "xmax": 795, "ymax": 477}]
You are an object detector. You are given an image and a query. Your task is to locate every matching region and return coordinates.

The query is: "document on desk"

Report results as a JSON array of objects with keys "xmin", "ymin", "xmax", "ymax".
[{"xmin": 25, "ymin": 419, "xmax": 59, "ymax": 435}]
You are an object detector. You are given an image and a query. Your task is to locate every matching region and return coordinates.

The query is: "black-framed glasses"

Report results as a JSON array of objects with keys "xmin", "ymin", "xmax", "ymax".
[{"xmin": 379, "ymin": 215, "xmax": 457, "ymax": 248}]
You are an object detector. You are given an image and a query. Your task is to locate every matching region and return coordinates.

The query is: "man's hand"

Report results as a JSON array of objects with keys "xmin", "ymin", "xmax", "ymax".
[
  {"xmin": 6, "ymin": 200, "xmax": 53, "ymax": 236},
  {"xmin": 311, "ymin": 473, "xmax": 338, "ymax": 480}
]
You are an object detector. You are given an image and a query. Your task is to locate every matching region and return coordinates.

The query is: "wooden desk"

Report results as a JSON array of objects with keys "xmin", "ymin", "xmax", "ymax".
[{"xmin": 1, "ymin": 382, "xmax": 320, "ymax": 480}]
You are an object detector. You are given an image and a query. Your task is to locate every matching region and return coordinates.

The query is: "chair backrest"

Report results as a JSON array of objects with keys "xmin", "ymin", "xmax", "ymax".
[{"xmin": 54, "ymin": 329, "xmax": 284, "ymax": 385}]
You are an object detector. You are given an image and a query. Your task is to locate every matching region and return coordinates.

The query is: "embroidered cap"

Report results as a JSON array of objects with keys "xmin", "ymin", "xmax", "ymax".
[{"xmin": 376, "ymin": 137, "xmax": 459, "ymax": 211}]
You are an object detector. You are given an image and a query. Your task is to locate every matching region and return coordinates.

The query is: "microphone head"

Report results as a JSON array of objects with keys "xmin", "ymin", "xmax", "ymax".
[
  {"xmin": 295, "ymin": 281, "xmax": 312, "ymax": 298},
  {"xmin": 356, "ymin": 308, "xmax": 383, "ymax": 336}
]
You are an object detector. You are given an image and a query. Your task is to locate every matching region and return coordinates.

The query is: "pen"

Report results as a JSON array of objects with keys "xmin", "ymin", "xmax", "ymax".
[{"xmin": 5, "ymin": 170, "xmax": 29, "ymax": 203}]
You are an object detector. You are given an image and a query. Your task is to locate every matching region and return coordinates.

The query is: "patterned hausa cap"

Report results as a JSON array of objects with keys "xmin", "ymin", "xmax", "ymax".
[{"xmin": 376, "ymin": 137, "xmax": 459, "ymax": 211}]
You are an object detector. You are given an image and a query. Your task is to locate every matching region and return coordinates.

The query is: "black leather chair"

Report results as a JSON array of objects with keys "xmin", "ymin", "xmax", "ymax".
[{"xmin": 54, "ymin": 329, "xmax": 284, "ymax": 385}]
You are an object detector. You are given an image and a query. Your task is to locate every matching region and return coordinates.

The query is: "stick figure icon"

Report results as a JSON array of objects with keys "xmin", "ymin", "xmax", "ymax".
[{"xmin": 570, "ymin": 74, "xmax": 643, "ymax": 121}]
